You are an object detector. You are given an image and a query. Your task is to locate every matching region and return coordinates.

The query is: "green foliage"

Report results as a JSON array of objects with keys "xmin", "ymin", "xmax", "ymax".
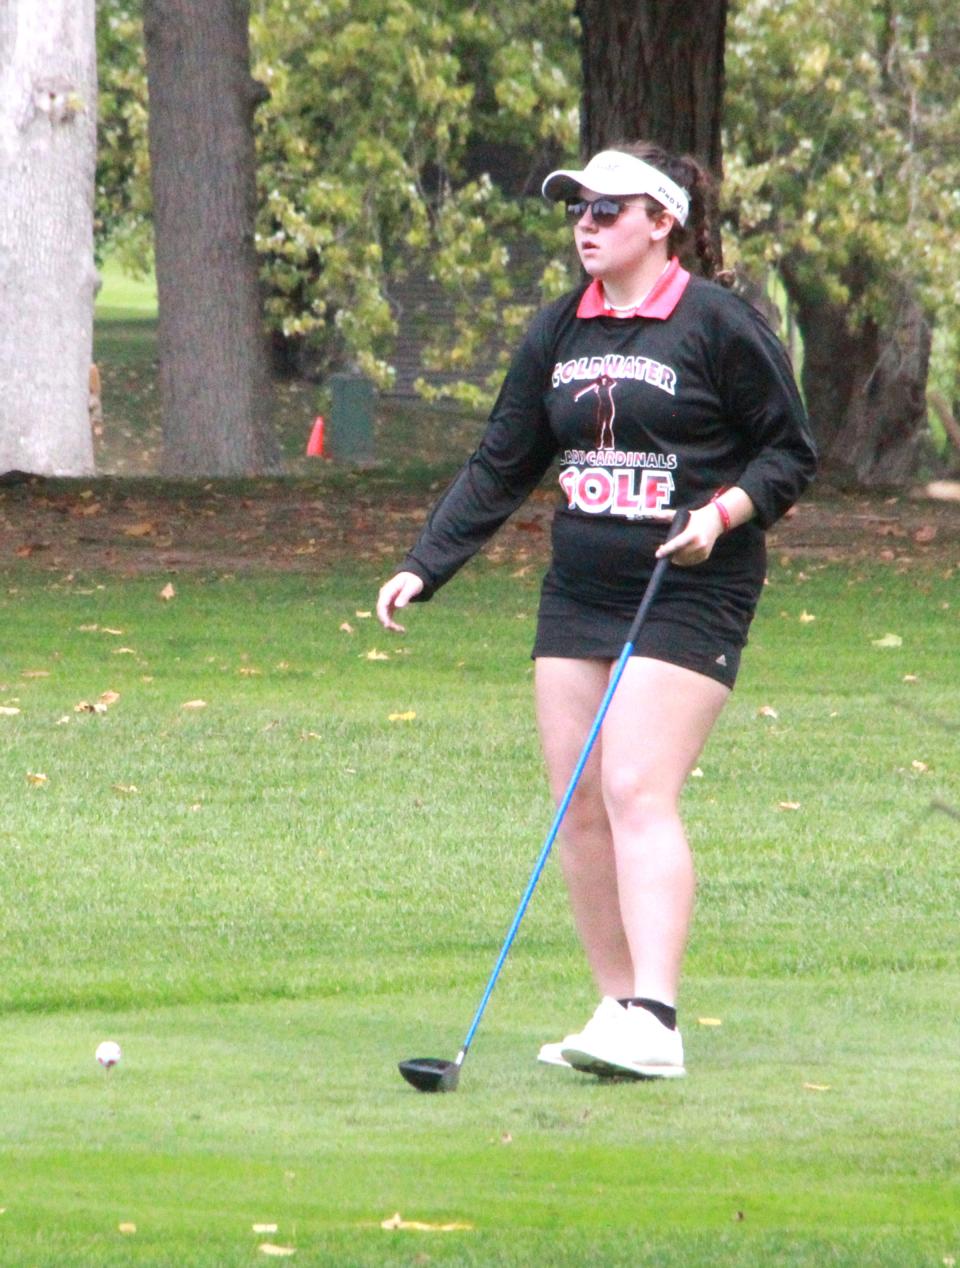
[
  {"xmin": 96, "ymin": 0, "xmax": 578, "ymax": 396},
  {"xmin": 725, "ymin": 0, "xmax": 960, "ymax": 375},
  {"xmin": 250, "ymin": 0, "xmax": 578, "ymax": 393},
  {"xmin": 96, "ymin": 1, "xmax": 960, "ymax": 417},
  {"xmin": 95, "ymin": 1, "xmax": 151, "ymax": 275}
]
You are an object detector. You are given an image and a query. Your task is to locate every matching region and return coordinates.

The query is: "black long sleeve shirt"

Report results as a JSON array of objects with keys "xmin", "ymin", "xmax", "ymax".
[{"xmin": 402, "ymin": 269, "xmax": 817, "ymax": 604}]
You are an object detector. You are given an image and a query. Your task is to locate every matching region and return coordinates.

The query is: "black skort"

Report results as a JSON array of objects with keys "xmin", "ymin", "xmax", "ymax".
[{"xmin": 532, "ymin": 564, "xmax": 764, "ymax": 690}]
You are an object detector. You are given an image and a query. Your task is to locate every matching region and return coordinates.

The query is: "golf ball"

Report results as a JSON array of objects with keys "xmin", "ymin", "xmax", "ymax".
[{"xmin": 96, "ymin": 1040, "xmax": 122, "ymax": 1068}]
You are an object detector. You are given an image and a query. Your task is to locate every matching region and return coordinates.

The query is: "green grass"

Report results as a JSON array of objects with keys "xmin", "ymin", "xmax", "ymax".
[
  {"xmin": 1, "ymin": 560, "xmax": 959, "ymax": 1265},
  {"xmin": 95, "ymin": 258, "xmax": 158, "ymax": 322}
]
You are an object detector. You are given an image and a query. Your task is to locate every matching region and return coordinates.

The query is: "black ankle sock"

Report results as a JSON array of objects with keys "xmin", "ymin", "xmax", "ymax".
[{"xmin": 618, "ymin": 997, "xmax": 677, "ymax": 1030}]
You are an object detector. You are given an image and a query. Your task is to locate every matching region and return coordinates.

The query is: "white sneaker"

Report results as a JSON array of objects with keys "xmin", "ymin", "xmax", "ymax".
[
  {"xmin": 536, "ymin": 997, "xmax": 623, "ymax": 1069},
  {"xmin": 561, "ymin": 1000, "xmax": 686, "ymax": 1079}
]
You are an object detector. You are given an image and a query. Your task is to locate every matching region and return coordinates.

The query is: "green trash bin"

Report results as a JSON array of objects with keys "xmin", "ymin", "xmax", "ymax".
[{"xmin": 327, "ymin": 371, "xmax": 375, "ymax": 464}]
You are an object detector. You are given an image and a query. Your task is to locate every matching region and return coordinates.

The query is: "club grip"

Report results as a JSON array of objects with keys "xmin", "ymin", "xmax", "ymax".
[
  {"xmin": 624, "ymin": 509, "xmax": 690, "ymax": 646},
  {"xmin": 664, "ymin": 507, "xmax": 691, "ymax": 544}
]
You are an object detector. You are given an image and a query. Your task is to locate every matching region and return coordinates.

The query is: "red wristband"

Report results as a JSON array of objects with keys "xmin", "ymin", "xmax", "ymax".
[{"xmin": 712, "ymin": 497, "xmax": 731, "ymax": 533}]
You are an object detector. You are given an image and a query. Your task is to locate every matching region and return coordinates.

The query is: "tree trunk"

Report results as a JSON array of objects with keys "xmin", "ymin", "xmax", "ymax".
[
  {"xmin": 144, "ymin": 0, "xmax": 280, "ymax": 476},
  {"xmin": 576, "ymin": 0, "xmax": 727, "ymax": 170},
  {"xmin": 575, "ymin": 0, "xmax": 727, "ymax": 272},
  {"xmin": 785, "ymin": 273, "xmax": 932, "ymax": 486},
  {"xmin": 0, "ymin": 0, "xmax": 97, "ymax": 476}
]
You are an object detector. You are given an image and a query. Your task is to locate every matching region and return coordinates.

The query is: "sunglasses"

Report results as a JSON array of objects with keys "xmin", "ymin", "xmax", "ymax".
[{"xmin": 564, "ymin": 197, "xmax": 639, "ymax": 227}]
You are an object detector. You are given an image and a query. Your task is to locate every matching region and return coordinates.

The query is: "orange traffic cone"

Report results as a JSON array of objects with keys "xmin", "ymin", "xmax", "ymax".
[{"xmin": 306, "ymin": 415, "xmax": 325, "ymax": 457}]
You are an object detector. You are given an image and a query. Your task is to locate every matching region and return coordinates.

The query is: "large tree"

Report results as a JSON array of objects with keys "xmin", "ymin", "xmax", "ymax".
[
  {"xmin": 726, "ymin": 0, "xmax": 960, "ymax": 485},
  {"xmin": 576, "ymin": 0, "xmax": 727, "ymax": 170},
  {"xmin": 144, "ymin": 0, "xmax": 280, "ymax": 475},
  {"xmin": 0, "ymin": 0, "xmax": 97, "ymax": 476},
  {"xmin": 575, "ymin": 0, "xmax": 727, "ymax": 271}
]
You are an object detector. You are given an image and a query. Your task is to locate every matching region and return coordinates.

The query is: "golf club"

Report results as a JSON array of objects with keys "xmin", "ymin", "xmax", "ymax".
[{"xmin": 399, "ymin": 509, "xmax": 691, "ymax": 1093}]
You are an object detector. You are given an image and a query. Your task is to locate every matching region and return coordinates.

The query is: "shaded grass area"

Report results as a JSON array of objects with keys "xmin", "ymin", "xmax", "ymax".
[
  {"xmin": 0, "ymin": 562, "xmax": 959, "ymax": 1264},
  {"xmin": 92, "ymin": 281, "xmax": 485, "ymax": 479}
]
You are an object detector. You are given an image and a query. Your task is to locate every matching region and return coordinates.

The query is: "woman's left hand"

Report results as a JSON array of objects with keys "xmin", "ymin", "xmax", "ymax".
[{"xmin": 655, "ymin": 504, "xmax": 724, "ymax": 566}]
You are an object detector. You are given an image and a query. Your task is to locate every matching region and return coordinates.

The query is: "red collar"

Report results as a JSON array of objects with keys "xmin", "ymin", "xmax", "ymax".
[{"xmin": 576, "ymin": 258, "xmax": 691, "ymax": 320}]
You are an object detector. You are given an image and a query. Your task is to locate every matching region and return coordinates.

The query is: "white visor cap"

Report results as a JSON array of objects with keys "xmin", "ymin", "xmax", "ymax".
[{"xmin": 542, "ymin": 150, "xmax": 689, "ymax": 227}]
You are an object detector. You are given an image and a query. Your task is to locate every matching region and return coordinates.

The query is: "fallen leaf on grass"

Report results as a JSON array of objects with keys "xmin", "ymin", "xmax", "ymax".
[
  {"xmin": 381, "ymin": 1212, "xmax": 474, "ymax": 1232},
  {"xmin": 113, "ymin": 784, "xmax": 139, "ymax": 795},
  {"xmin": 798, "ymin": 611, "xmax": 816, "ymax": 624},
  {"xmin": 258, "ymin": 1245, "xmax": 296, "ymax": 1258},
  {"xmin": 102, "ymin": 628, "xmax": 125, "ymax": 636},
  {"xmin": 339, "ymin": 622, "xmax": 355, "ymax": 634},
  {"xmin": 362, "ymin": 649, "xmax": 390, "ymax": 661},
  {"xmin": 112, "ymin": 648, "xmax": 137, "ymax": 656},
  {"xmin": 802, "ymin": 1082, "xmax": 830, "ymax": 1092},
  {"xmin": 181, "ymin": 700, "xmax": 207, "ymax": 710},
  {"xmin": 689, "ymin": 767, "xmax": 704, "ymax": 778},
  {"xmin": 903, "ymin": 674, "xmax": 919, "ymax": 683},
  {"xmin": 75, "ymin": 701, "xmax": 108, "ymax": 714},
  {"xmin": 757, "ymin": 705, "xmax": 779, "ymax": 719},
  {"xmin": 872, "ymin": 632, "xmax": 903, "ymax": 648},
  {"xmin": 117, "ymin": 1222, "xmax": 137, "ymax": 1234},
  {"xmin": 99, "ymin": 691, "xmax": 120, "ymax": 706},
  {"xmin": 388, "ymin": 711, "xmax": 417, "ymax": 722},
  {"xmin": 913, "ymin": 524, "xmax": 938, "ymax": 544},
  {"xmin": 355, "ymin": 610, "xmax": 372, "ymax": 619},
  {"xmin": 123, "ymin": 522, "xmax": 155, "ymax": 538},
  {"xmin": 26, "ymin": 772, "xmax": 47, "ymax": 786},
  {"xmin": 252, "ymin": 1223, "xmax": 279, "ymax": 1234},
  {"xmin": 21, "ymin": 670, "xmax": 50, "ymax": 679},
  {"xmin": 698, "ymin": 1018, "xmax": 723, "ymax": 1027},
  {"xmin": 0, "ymin": 706, "xmax": 21, "ymax": 716},
  {"xmin": 911, "ymin": 760, "xmax": 929, "ymax": 773},
  {"xmin": 159, "ymin": 583, "xmax": 176, "ymax": 601},
  {"xmin": 777, "ymin": 801, "xmax": 801, "ymax": 811}
]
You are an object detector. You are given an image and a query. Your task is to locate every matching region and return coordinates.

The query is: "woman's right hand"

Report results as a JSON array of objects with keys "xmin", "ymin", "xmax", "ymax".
[{"xmin": 376, "ymin": 571, "xmax": 424, "ymax": 632}]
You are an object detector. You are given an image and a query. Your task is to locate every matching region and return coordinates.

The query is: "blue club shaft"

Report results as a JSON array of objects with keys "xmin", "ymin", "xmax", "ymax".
[{"xmin": 457, "ymin": 514, "xmax": 688, "ymax": 1060}]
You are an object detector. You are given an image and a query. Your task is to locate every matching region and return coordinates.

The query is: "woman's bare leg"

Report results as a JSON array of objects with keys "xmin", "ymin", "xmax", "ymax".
[
  {"xmin": 600, "ymin": 657, "xmax": 729, "ymax": 1003},
  {"xmin": 535, "ymin": 657, "xmax": 633, "ymax": 999},
  {"xmin": 535, "ymin": 655, "xmax": 729, "ymax": 1006}
]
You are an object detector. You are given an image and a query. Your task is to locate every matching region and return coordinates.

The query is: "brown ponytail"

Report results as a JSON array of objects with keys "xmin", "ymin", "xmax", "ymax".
[{"xmin": 609, "ymin": 141, "xmax": 732, "ymax": 287}]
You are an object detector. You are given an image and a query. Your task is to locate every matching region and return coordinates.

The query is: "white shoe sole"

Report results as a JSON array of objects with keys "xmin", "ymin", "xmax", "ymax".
[
  {"xmin": 537, "ymin": 1043, "xmax": 571, "ymax": 1068},
  {"xmin": 561, "ymin": 1046, "xmax": 686, "ymax": 1080}
]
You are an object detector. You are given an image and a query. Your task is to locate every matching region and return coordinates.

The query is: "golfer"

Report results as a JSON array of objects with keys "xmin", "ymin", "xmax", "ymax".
[{"xmin": 377, "ymin": 142, "xmax": 817, "ymax": 1080}]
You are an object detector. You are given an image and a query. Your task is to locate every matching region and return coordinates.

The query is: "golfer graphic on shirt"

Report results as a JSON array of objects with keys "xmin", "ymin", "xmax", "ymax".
[{"xmin": 575, "ymin": 373, "xmax": 617, "ymax": 450}]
